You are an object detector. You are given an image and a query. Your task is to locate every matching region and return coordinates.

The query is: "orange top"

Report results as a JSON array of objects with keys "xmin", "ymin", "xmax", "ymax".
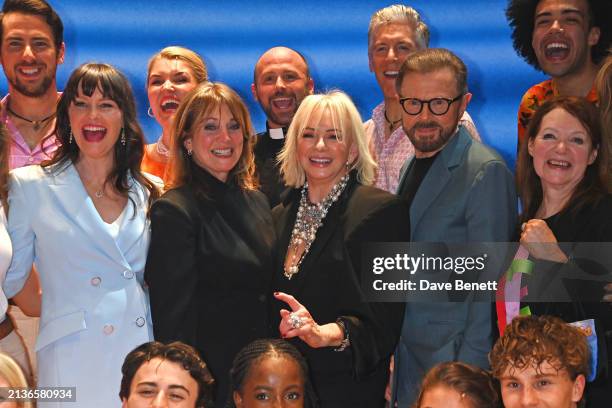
[
  {"xmin": 141, "ymin": 145, "xmax": 168, "ymax": 182},
  {"xmin": 517, "ymin": 79, "xmax": 598, "ymax": 147}
]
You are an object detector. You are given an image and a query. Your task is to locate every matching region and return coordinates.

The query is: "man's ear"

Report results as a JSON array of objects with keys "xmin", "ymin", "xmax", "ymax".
[
  {"xmin": 306, "ymin": 77, "xmax": 314, "ymax": 95},
  {"xmin": 57, "ymin": 42, "xmax": 66, "ymax": 65},
  {"xmin": 587, "ymin": 26, "xmax": 600, "ymax": 47},
  {"xmin": 251, "ymin": 83, "xmax": 258, "ymax": 102}
]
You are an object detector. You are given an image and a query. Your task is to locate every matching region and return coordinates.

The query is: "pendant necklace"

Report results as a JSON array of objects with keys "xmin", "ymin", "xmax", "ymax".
[
  {"xmin": 383, "ymin": 110, "xmax": 402, "ymax": 132},
  {"xmin": 7, "ymin": 105, "xmax": 55, "ymax": 131},
  {"xmin": 284, "ymin": 174, "xmax": 349, "ymax": 280}
]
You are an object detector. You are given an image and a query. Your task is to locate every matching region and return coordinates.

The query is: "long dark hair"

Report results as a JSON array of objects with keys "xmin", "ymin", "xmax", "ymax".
[
  {"xmin": 43, "ymin": 63, "xmax": 160, "ymax": 209},
  {"xmin": 516, "ymin": 96, "xmax": 608, "ymax": 222},
  {"xmin": 0, "ymin": 123, "xmax": 9, "ymax": 214},
  {"xmin": 226, "ymin": 338, "xmax": 318, "ymax": 408}
]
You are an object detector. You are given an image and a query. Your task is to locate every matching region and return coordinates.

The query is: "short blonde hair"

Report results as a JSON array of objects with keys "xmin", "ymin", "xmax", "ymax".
[
  {"xmin": 0, "ymin": 353, "xmax": 34, "ymax": 407},
  {"xmin": 368, "ymin": 4, "xmax": 430, "ymax": 50},
  {"xmin": 279, "ymin": 90, "xmax": 376, "ymax": 188},
  {"xmin": 147, "ymin": 46, "xmax": 208, "ymax": 86},
  {"xmin": 167, "ymin": 82, "xmax": 257, "ymax": 192}
]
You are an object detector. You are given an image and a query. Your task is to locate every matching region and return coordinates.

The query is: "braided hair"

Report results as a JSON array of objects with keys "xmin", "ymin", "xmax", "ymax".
[{"xmin": 226, "ymin": 339, "xmax": 319, "ymax": 408}]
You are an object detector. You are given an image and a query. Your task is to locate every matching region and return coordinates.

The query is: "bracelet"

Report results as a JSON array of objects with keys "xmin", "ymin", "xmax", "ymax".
[{"xmin": 334, "ymin": 318, "xmax": 350, "ymax": 352}]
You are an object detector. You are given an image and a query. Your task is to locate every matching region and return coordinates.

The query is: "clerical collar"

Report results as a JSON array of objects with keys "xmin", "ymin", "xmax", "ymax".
[{"xmin": 269, "ymin": 127, "xmax": 286, "ymax": 140}]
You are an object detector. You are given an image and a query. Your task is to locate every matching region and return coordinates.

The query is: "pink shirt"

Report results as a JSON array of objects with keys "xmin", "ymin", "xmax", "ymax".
[
  {"xmin": 364, "ymin": 102, "xmax": 481, "ymax": 193},
  {"xmin": 1, "ymin": 94, "xmax": 60, "ymax": 170}
]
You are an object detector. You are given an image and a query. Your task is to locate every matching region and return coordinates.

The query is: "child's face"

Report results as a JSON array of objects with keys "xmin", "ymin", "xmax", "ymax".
[
  {"xmin": 234, "ymin": 356, "xmax": 305, "ymax": 408},
  {"xmin": 499, "ymin": 360, "xmax": 585, "ymax": 408}
]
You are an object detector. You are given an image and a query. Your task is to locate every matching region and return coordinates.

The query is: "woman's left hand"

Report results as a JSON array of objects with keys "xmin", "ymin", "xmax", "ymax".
[
  {"xmin": 520, "ymin": 219, "xmax": 569, "ymax": 262},
  {"xmin": 274, "ymin": 292, "xmax": 344, "ymax": 349}
]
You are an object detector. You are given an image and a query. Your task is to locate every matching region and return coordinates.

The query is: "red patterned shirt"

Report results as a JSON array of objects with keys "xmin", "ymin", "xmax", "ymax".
[{"xmin": 517, "ymin": 79, "xmax": 598, "ymax": 146}]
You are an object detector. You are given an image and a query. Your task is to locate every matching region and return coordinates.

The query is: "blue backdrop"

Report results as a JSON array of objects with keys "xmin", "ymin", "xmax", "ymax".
[{"xmin": 1, "ymin": 0, "xmax": 548, "ymax": 169}]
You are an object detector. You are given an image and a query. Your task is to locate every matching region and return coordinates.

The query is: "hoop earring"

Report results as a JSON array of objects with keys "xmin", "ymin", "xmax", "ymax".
[
  {"xmin": 147, "ymin": 107, "xmax": 155, "ymax": 118},
  {"xmin": 120, "ymin": 128, "xmax": 126, "ymax": 146},
  {"xmin": 187, "ymin": 148, "xmax": 193, "ymax": 156}
]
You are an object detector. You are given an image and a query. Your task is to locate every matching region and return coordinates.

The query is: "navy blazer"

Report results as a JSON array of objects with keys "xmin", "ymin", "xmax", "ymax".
[{"xmin": 392, "ymin": 127, "xmax": 517, "ymax": 406}]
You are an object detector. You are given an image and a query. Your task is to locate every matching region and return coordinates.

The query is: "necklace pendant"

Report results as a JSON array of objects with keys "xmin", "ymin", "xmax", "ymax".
[
  {"xmin": 33, "ymin": 121, "xmax": 41, "ymax": 131},
  {"xmin": 284, "ymin": 265, "xmax": 298, "ymax": 280}
]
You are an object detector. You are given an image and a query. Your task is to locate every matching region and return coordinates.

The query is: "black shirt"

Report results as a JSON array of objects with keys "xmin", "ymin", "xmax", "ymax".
[
  {"xmin": 398, "ymin": 154, "xmax": 438, "ymax": 206},
  {"xmin": 254, "ymin": 124, "xmax": 287, "ymax": 208}
]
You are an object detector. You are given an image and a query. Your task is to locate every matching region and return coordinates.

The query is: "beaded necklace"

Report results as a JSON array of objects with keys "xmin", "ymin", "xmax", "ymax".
[{"xmin": 284, "ymin": 174, "xmax": 349, "ymax": 280}]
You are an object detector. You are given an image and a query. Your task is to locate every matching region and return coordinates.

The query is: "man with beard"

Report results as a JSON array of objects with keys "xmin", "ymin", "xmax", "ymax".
[
  {"xmin": 0, "ymin": 0, "xmax": 63, "ymax": 168},
  {"xmin": 251, "ymin": 46, "xmax": 314, "ymax": 207},
  {"xmin": 0, "ymin": 0, "xmax": 64, "ymax": 380},
  {"xmin": 507, "ymin": 0, "xmax": 610, "ymax": 145},
  {"xmin": 365, "ymin": 4, "xmax": 480, "ymax": 193},
  {"xmin": 391, "ymin": 48, "xmax": 517, "ymax": 406}
]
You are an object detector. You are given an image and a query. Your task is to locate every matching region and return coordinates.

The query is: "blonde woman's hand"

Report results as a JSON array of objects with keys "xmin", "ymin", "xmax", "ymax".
[{"xmin": 275, "ymin": 292, "xmax": 344, "ymax": 349}]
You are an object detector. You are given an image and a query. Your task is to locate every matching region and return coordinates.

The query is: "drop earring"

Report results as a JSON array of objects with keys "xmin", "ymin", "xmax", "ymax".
[
  {"xmin": 120, "ymin": 128, "xmax": 126, "ymax": 146},
  {"xmin": 69, "ymin": 129, "xmax": 73, "ymax": 144}
]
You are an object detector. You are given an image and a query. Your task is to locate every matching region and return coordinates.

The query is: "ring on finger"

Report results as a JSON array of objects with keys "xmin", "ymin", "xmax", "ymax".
[{"xmin": 289, "ymin": 313, "xmax": 305, "ymax": 329}]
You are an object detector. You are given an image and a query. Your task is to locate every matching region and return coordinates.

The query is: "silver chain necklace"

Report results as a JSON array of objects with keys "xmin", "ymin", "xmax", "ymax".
[{"xmin": 284, "ymin": 174, "xmax": 349, "ymax": 280}]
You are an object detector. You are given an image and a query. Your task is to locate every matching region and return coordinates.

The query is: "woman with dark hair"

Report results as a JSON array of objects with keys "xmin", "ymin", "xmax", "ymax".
[
  {"xmin": 515, "ymin": 96, "xmax": 611, "ymax": 405},
  {"xmin": 227, "ymin": 338, "xmax": 318, "ymax": 408},
  {"xmin": 414, "ymin": 362, "xmax": 499, "ymax": 408},
  {"xmin": 3, "ymin": 63, "xmax": 160, "ymax": 407},
  {"xmin": 145, "ymin": 82, "xmax": 274, "ymax": 406}
]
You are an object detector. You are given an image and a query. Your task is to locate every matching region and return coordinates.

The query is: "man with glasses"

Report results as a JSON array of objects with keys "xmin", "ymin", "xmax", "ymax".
[
  {"xmin": 392, "ymin": 48, "xmax": 517, "ymax": 406},
  {"xmin": 365, "ymin": 4, "xmax": 480, "ymax": 193}
]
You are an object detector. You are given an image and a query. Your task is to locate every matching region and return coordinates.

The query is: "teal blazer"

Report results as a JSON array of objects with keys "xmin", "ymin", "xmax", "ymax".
[{"xmin": 392, "ymin": 127, "xmax": 517, "ymax": 406}]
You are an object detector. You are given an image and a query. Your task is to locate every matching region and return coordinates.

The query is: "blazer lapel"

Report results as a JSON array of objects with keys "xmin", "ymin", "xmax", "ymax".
[
  {"xmin": 115, "ymin": 178, "xmax": 148, "ymax": 266},
  {"xmin": 410, "ymin": 127, "xmax": 471, "ymax": 236},
  {"xmin": 47, "ymin": 163, "xmax": 132, "ymax": 271}
]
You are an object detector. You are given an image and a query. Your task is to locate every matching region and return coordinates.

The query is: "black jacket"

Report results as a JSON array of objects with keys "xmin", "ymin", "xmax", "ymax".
[
  {"xmin": 271, "ymin": 174, "xmax": 410, "ymax": 408},
  {"xmin": 145, "ymin": 165, "xmax": 275, "ymax": 404}
]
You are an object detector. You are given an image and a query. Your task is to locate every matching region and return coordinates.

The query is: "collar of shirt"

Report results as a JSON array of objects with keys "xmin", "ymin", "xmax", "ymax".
[{"xmin": 1, "ymin": 93, "xmax": 60, "ymax": 169}]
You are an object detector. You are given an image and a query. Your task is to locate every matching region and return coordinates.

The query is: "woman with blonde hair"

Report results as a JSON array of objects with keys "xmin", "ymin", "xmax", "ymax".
[
  {"xmin": 0, "ymin": 124, "xmax": 33, "ymax": 383},
  {"xmin": 145, "ymin": 82, "xmax": 274, "ymax": 406},
  {"xmin": 0, "ymin": 353, "xmax": 34, "ymax": 408},
  {"xmin": 142, "ymin": 46, "xmax": 208, "ymax": 180},
  {"xmin": 271, "ymin": 90, "xmax": 410, "ymax": 407}
]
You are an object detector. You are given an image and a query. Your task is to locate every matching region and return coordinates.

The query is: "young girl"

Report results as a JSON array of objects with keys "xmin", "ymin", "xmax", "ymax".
[{"xmin": 228, "ymin": 339, "xmax": 318, "ymax": 408}]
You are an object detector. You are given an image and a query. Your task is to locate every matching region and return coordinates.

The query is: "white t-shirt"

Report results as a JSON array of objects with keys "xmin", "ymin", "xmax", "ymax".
[{"xmin": 0, "ymin": 205, "xmax": 11, "ymax": 321}]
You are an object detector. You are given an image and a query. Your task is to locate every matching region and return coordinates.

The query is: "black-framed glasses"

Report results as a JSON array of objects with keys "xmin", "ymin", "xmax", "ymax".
[{"xmin": 399, "ymin": 94, "xmax": 464, "ymax": 116}]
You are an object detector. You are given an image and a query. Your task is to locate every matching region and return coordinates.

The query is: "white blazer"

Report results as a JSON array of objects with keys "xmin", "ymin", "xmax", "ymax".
[{"xmin": 4, "ymin": 163, "xmax": 154, "ymax": 407}]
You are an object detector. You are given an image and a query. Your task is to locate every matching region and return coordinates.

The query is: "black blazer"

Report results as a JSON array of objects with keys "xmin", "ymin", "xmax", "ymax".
[
  {"xmin": 526, "ymin": 194, "xmax": 612, "ymax": 406},
  {"xmin": 145, "ymin": 165, "xmax": 275, "ymax": 404},
  {"xmin": 271, "ymin": 174, "xmax": 410, "ymax": 408}
]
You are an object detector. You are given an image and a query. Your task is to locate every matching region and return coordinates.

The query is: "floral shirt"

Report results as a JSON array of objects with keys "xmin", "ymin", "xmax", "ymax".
[{"xmin": 517, "ymin": 79, "xmax": 598, "ymax": 146}]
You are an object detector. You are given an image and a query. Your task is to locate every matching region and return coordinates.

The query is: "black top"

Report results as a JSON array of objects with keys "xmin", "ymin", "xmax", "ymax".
[
  {"xmin": 398, "ymin": 154, "xmax": 438, "ymax": 205},
  {"xmin": 254, "ymin": 125, "xmax": 287, "ymax": 208},
  {"xmin": 271, "ymin": 173, "xmax": 410, "ymax": 408},
  {"xmin": 526, "ymin": 194, "xmax": 612, "ymax": 406},
  {"xmin": 145, "ymin": 164, "xmax": 275, "ymax": 404}
]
